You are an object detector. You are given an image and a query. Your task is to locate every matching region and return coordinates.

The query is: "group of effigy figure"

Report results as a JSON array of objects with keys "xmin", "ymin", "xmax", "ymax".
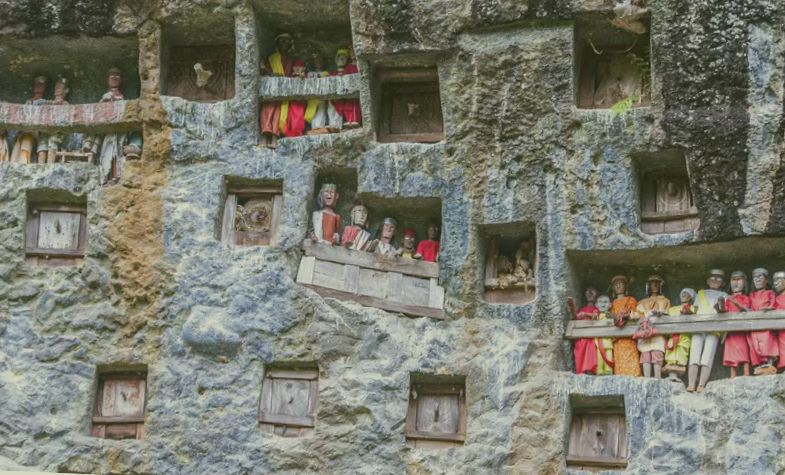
[
  {"xmin": 260, "ymin": 33, "xmax": 362, "ymax": 148},
  {"xmin": 0, "ymin": 68, "xmax": 142, "ymax": 184},
  {"xmin": 308, "ymin": 183, "xmax": 439, "ymax": 262},
  {"xmin": 572, "ymin": 269, "xmax": 785, "ymax": 392}
]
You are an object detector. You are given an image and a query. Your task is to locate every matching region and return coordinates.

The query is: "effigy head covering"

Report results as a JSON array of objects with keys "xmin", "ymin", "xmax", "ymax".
[
  {"xmin": 107, "ymin": 67, "xmax": 122, "ymax": 76},
  {"xmin": 611, "ymin": 275, "xmax": 628, "ymax": 285},
  {"xmin": 680, "ymin": 288, "xmax": 697, "ymax": 303},
  {"xmin": 319, "ymin": 183, "xmax": 337, "ymax": 192},
  {"xmin": 752, "ymin": 267, "xmax": 769, "ymax": 277},
  {"xmin": 276, "ymin": 33, "xmax": 293, "ymax": 41},
  {"xmin": 709, "ymin": 269, "xmax": 725, "ymax": 277},
  {"xmin": 383, "ymin": 217, "xmax": 397, "ymax": 227},
  {"xmin": 34, "ymin": 76, "xmax": 47, "ymax": 84},
  {"xmin": 335, "ymin": 48, "xmax": 350, "ymax": 59},
  {"xmin": 403, "ymin": 228, "xmax": 416, "ymax": 238}
]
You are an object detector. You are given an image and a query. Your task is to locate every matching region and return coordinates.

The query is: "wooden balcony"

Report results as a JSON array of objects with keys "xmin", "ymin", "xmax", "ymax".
[
  {"xmin": 0, "ymin": 100, "xmax": 141, "ymax": 133},
  {"xmin": 259, "ymin": 74, "xmax": 360, "ymax": 101},
  {"xmin": 296, "ymin": 240, "xmax": 445, "ymax": 319},
  {"xmin": 565, "ymin": 310, "xmax": 785, "ymax": 339}
]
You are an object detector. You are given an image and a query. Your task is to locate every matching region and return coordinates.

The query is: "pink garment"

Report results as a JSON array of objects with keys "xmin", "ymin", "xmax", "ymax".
[
  {"xmin": 775, "ymin": 293, "xmax": 785, "ymax": 369},
  {"xmin": 415, "ymin": 239, "xmax": 439, "ymax": 262},
  {"xmin": 722, "ymin": 293, "xmax": 751, "ymax": 367},
  {"xmin": 573, "ymin": 305, "xmax": 599, "ymax": 374},
  {"xmin": 748, "ymin": 289, "xmax": 778, "ymax": 365}
]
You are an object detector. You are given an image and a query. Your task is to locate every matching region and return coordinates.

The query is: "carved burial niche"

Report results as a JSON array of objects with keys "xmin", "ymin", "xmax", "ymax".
[
  {"xmin": 481, "ymin": 222, "xmax": 537, "ymax": 305},
  {"xmin": 26, "ymin": 189, "xmax": 87, "ymax": 266},
  {"xmin": 574, "ymin": 13, "xmax": 651, "ymax": 109},
  {"xmin": 635, "ymin": 150, "xmax": 699, "ymax": 234},
  {"xmin": 258, "ymin": 366, "xmax": 319, "ymax": 437},
  {"xmin": 567, "ymin": 395, "xmax": 628, "ymax": 470},
  {"xmin": 376, "ymin": 68, "xmax": 444, "ymax": 143},
  {"xmin": 405, "ymin": 375, "xmax": 466, "ymax": 448},
  {"xmin": 92, "ymin": 366, "xmax": 147, "ymax": 440},
  {"xmin": 162, "ymin": 14, "xmax": 236, "ymax": 102},
  {"xmin": 221, "ymin": 179, "xmax": 283, "ymax": 246}
]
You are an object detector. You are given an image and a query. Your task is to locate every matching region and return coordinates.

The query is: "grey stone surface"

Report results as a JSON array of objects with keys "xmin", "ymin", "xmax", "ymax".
[{"xmin": 1, "ymin": 0, "xmax": 785, "ymax": 474}]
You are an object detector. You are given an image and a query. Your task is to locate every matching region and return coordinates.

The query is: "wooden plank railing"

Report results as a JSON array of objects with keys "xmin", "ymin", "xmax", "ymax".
[
  {"xmin": 0, "ymin": 100, "xmax": 141, "ymax": 133},
  {"xmin": 259, "ymin": 74, "xmax": 360, "ymax": 101},
  {"xmin": 565, "ymin": 310, "xmax": 785, "ymax": 339}
]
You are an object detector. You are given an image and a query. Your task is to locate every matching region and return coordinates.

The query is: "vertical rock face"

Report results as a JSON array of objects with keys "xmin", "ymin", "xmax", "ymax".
[{"xmin": 1, "ymin": 1, "xmax": 785, "ymax": 474}]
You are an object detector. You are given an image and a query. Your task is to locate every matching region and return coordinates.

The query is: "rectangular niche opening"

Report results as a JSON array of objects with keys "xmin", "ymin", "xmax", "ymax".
[
  {"xmin": 405, "ymin": 374, "xmax": 466, "ymax": 449},
  {"xmin": 256, "ymin": 0, "xmax": 353, "ymax": 73},
  {"xmin": 25, "ymin": 189, "xmax": 87, "ymax": 266},
  {"xmin": 480, "ymin": 222, "xmax": 537, "ymax": 305},
  {"xmin": 574, "ymin": 13, "xmax": 651, "ymax": 109},
  {"xmin": 91, "ymin": 365, "xmax": 147, "ymax": 440},
  {"xmin": 566, "ymin": 236, "xmax": 785, "ymax": 381},
  {"xmin": 375, "ymin": 67, "xmax": 444, "ymax": 143},
  {"xmin": 162, "ymin": 13, "xmax": 236, "ymax": 102},
  {"xmin": 635, "ymin": 149, "xmax": 699, "ymax": 234},
  {"xmin": 220, "ymin": 178, "xmax": 283, "ymax": 247},
  {"xmin": 567, "ymin": 394, "xmax": 628, "ymax": 469},
  {"xmin": 0, "ymin": 36, "xmax": 140, "ymax": 104},
  {"xmin": 258, "ymin": 364, "xmax": 319, "ymax": 438}
]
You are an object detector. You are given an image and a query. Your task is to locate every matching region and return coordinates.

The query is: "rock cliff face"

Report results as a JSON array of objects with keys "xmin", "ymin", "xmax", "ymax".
[{"xmin": 1, "ymin": 0, "xmax": 785, "ymax": 474}]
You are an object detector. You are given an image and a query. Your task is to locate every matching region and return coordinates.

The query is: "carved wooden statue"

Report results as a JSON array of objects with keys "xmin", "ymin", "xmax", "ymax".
[
  {"xmin": 305, "ymin": 53, "xmax": 343, "ymax": 135},
  {"xmin": 774, "ymin": 271, "xmax": 785, "ymax": 372},
  {"xmin": 309, "ymin": 183, "xmax": 341, "ymax": 245},
  {"xmin": 371, "ymin": 217, "xmax": 400, "ymax": 257},
  {"xmin": 634, "ymin": 275, "xmax": 670, "ymax": 378},
  {"xmin": 594, "ymin": 294, "xmax": 615, "ymax": 375},
  {"xmin": 0, "ymin": 129, "xmax": 8, "ymax": 162},
  {"xmin": 41, "ymin": 76, "xmax": 70, "ymax": 164},
  {"xmin": 341, "ymin": 204, "xmax": 372, "ymax": 251},
  {"xmin": 722, "ymin": 271, "xmax": 752, "ymax": 378},
  {"xmin": 687, "ymin": 269, "xmax": 727, "ymax": 392},
  {"xmin": 331, "ymin": 49, "xmax": 361, "ymax": 128},
  {"xmin": 593, "ymin": 51, "xmax": 645, "ymax": 108},
  {"xmin": 609, "ymin": 275, "xmax": 641, "ymax": 376},
  {"xmin": 10, "ymin": 76, "xmax": 47, "ymax": 163},
  {"xmin": 83, "ymin": 68, "xmax": 129, "ymax": 183},
  {"xmin": 748, "ymin": 267, "xmax": 778, "ymax": 375},
  {"xmin": 663, "ymin": 288, "xmax": 695, "ymax": 382},
  {"xmin": 401, "ymin": 228, "xmax": 417, "ymax": 259},
  {"xmin": 414, "ymin": 222, "xmax": 440, "ymax": 262},
  {"xmin": 282, "ymin": 59, "xmax": 308, "ymax": 138},
  {"xmin": 260, "ymin": 33, "xmax": 295, "ymax": 148},
  {"xmin": 572, "ymin": 287, "xmax": 600, "ymax": 375}
]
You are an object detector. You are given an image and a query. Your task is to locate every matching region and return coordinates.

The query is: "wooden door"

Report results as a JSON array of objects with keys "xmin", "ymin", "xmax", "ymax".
[
  {"xmin": 92, "ymin": 374, "xmax": 146, "ymax": 440},
  {"xmin": 415, "ymin": 393, "xmax": 460, "ymax": 434},
  {"xmin": 259, "ymin": 369, "xmax": 318, "ymax": 437},
  {"xmin": 567, "ymin": 412, "xmax": 628, "ymax": 468},
  {"xmin": 37, "ymin": 211, "xmax": 81, "ymax": 249}
]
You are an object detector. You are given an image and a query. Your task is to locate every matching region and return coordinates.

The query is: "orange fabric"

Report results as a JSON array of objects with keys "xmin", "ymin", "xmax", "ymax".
[{"xmin": 611, "ymin": 295, "xmax": 640, "ymax": 376}]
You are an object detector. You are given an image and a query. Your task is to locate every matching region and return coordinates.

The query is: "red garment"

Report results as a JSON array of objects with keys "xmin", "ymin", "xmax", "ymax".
[
  {"xmin": 775, "ymin": 293, "xmax": 785, "ymax": 369},
  {"xmin": 331, "ymin": 64, "xmax": 362, "ymax": 124},
  {"xmin": 260, "ymin": 102, "xmax": 281, "ymax": 135},
  {"xmin": 415, "ymin": 239, "xmax": 439, "ymax": 262},
  {"xmin": 321, "ymin": 212, "xmax": 341, "ymax": 245},
  {"xmin": 723, "ymin": 293, "xmax": 751, "ymax": 367},
  {"xmin": 283, "ymin": 101, "xmax": 306, "ymax": 137},
  {"xmin": 748, "ymin": 289, "xmax": 778, "ymax": 364},
  {"xmin": 573, "ymin": 305, "xmax": 599, "ymax": 374}
]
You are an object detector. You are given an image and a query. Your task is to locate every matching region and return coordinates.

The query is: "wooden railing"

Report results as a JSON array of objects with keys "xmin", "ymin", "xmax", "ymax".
[
  {"xmin": 259, "ymin": 74, "xmax": 360, "ymax": 101},
  {"xmin": 296, "ymin": 240, "xmax": 444, "ymax": 319},
  {"xmin": 0, "ymin": 100, "xmax": 141, "ymax": 133},
  {"xmin": 565, "ymin": 310, "xmax": 785, "ymax": 339}
]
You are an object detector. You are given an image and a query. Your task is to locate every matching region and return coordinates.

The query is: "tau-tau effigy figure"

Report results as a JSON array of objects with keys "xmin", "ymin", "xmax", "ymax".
[
  {"xmin": 281, "ymin": 59, "xmax": 308, "ymax": 138},
  {"xmin": 634, "ymin": 275, "xmax": 670, "ymax": 378},
  {"xmin": 371, "ymin": 217, "xmax": 401, "ymax": 257},
  {"xmin": 609, "ymin": 275, "xmax": 641, "ymax": 377},
  {"xmin": 595, "ymin": 294, "xmax": 615, "ymax": 375},
  {"xmin": 340, "ymin": 204, "xmax": 371, "ymax": 251},
  {"xmin": 401, "ymin": 228, "xmax": 417, "ymax": 259},
  {"xmin": 572, "ymin": 287, "xmax": 600, "ymax": 375},
  {"xmin": 309, "ymin": 183, "xmax": 341, "ymax": 245},
  {"xmin": 40, "ymin": 76, "xmax": 70, "ymax": 164},
  {"xmin": 260, "ymin": 33, "xmax": 295, "ymax": 148},
  {"xmin": 306, "ymin": 53, "xmax": 343, "ymax": 135},
  {"xmin": 774, "ymin": 271, "xmax": 785, "ymax": 372},
  {"xmin": 0, "ymin": 129, "xmax": 9, "ymax": 162},
  {"xmin": 414, "ymin": 222, "xmax": 440, "ymax": 262},
  {"xmin": 10, "ymin": 76, "xmax": 47, "ymax": 163},
  {"xmin": 722, "ymin": 270, "xmax": 752, "ymax": 378},
  {"xmin": 82, "ymin": 68, "xmax": 130, "ymax": 183},
  {"xmin": 687, "ymin": 269, "xmax": 727, "ymax": 392},
  {"xmin": 663, "ymin": 288, "xmax": 695, "ymax": 383},
  {"xmin": 748, "ymin": 268, "xmax": 778, "ymax": 375},
  {"xmin": 331, "ymin": 49, "xmax": 361, "ymax": 129}
]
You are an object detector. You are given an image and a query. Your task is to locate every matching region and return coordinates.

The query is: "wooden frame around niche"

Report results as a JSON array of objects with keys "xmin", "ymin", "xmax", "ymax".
[
  {"xmin": 221, "ymin": 183, "xmax": 283, "ymax": 247},
  {"xmin": 377, "ymin": 68, "xmax": 444, "ymax": 143},
  {"xmin": 567, "ymin": 398, "xmax": 628, "ymax": 470},
  {"xmin": 405, "ymin": 381, "xmax": 466, "ymax": 448},
  {"xmin": 640, "ymin": 169, "xmax": 699, "ymax": 234},
  {"xmin": 26, "ymin": 202, "xmax": 87, "ymax": 265},
  {"xmin": 258, "ymin": 368, "xmax": 319, "ymax": 438},
  {"xmin": 91, "ymin": 369, "xmax": 147, "ymax": 440}
]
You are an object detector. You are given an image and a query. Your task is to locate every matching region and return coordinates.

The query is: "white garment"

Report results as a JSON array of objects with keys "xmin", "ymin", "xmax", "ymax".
[
  {"xmin": 310, "ymin": 101, "xmax": 343, "ymax": 129},
  {"xmin": 689, "ymin": 333, "xmax": 719, "ymax": 367},
  {"xmin": 98, "ymin": 133, "xmax": 127, "ymax": 184},
  {"xmin": 374, "ymin": 240, "xmax": 398, "ymax": 257}
]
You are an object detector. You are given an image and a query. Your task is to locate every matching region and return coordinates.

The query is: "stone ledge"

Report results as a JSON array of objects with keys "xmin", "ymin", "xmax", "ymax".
[
  {"xmin": 259, "ymin": 74, "xmax": 361, "ymax": 101},
  {"xmin": 0, "ymin": 100, "xmax": 141, "ymax": 134}
]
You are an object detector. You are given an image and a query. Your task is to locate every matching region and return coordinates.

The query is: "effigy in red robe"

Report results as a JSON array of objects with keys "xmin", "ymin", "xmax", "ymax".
[
  {"xmin": 331, "ymin": 64, "xmax": 362, "ymax": 125},
  {"xmin": 573, "ymin": 304, "xmax": 599, "ymax": 374},
  {"xmin": 415, "ymin": 239, "xmax": 439, "ymax": 262},
  {"xmin": 747, "ymin": 289, "xmax": 778, "ymax": 365},
  {"xmin": 775, "ymin": 293, "xmax": 785, "ymax": 369},
  {"xmin": 722, "ymin": 293, "xmax": 751, "ymax": 367},
  {"xmin": 260, "ymin": 51, "xmax": 294, "ymax": 137}
]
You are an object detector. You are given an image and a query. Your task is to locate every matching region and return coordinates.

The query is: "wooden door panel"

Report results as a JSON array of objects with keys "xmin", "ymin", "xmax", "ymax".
[
  {"xmin": 415, "ymin": 394, "xmax": 460, "ymax": 434},
  {"xmin": 38, "ymin": 211, "xmax": 81, "ymax": 249},
  {"xmin": 270, "ymin": 379, "xmax": 311, "ymax": 418},
  {"xmin": 102, "ymin": 378, "xmax": 145, "ymax": 417}
]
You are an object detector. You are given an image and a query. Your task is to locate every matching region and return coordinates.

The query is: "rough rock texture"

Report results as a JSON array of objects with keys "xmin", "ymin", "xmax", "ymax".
[{"xmin": 1, "ymin": 0, "xmax": 785, "ymax": 474}]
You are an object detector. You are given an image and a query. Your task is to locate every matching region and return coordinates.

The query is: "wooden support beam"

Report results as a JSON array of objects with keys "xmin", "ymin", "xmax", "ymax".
[
  {"xmin": 302, "ymin": 240, "xmax": 439, "ymax": 279},
  {"xmin": 565, "ymin": 310, "xmax": 785, "ymax": 339}
]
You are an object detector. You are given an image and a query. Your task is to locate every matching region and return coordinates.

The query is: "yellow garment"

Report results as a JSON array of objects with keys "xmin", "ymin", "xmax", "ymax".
[
  {"xmin": 664, "ymin": 305, "xmax": 693, "ymax": 366},
  {"xmin": 268, "ymin": 51, "xmax": 290, "ymax": 130},
  {"xmin": 696, "ymin": 290, "xmax": 722, "ymax": 337},
  {"xmin": 305, "ymin": 71, "xmax": 329, "ymax": 123},
  {"xmin": 594, "ymin": 312, "xmax": 614, "ymax": 375}
]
